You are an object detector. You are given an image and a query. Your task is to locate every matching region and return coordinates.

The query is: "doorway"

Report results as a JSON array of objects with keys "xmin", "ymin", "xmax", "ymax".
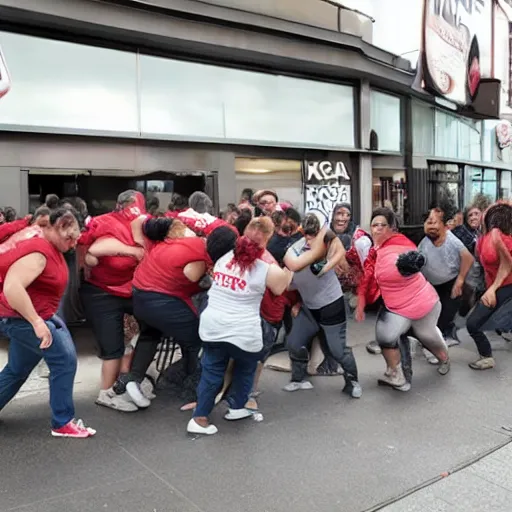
[{"xmin": 28, "ymin": 170, "xmax": 213, "ymax": 215}]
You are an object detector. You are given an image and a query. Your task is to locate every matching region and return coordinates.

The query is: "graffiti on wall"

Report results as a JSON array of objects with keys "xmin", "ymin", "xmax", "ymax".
[
  {"xmin": 305, "ymin": 184, "xmax": 351, "ymax": 220},
  {"xmin": 303, "ymin": 160, "xmax": 351, "ymax": 220}
]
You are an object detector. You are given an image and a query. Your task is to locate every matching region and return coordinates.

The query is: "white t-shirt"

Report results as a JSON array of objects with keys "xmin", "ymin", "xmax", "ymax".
[{"xmin": 199, "ymin": 251, "xmax": 270, "ymax": 352}]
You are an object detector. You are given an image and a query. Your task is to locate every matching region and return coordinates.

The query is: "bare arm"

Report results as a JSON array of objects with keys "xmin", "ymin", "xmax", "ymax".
[
  {"xmin": 87, "ymin": 237, "xmax": 143, "ymax": 260},
  {"xmin": 183, "ymin": 261, "xmax": 207, "ymax": 283},
  {"xmin": 457, "ymin": 248, "xmax": 474, "ymax": 282},
  {"xmin": 266, "ymin": 264, "xmax": 293, "ymax": 296},
  {"xmin": 3, "ymin": 253, "xmax": 46, "ymax": 325},
  {"xmin": 283, "ymin": 227, "xmax": 327, "ymax": 272},
  {"xmin": 451, "ymin": 247, "xmax": 474, "ymax": 298},
  {"xmin": 490, "ymin": 229, "xmax": 512, "ymax": 290},
  {"xmin": 318, "ymin": 237, "xmax": 346, "ymax": 276},
  {"xmin": 131, "ymin": 215, "xmax": 148, "ymax": 248}
]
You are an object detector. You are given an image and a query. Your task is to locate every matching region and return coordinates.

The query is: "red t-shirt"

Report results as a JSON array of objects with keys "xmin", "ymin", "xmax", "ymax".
[
  {"xmin": 0, "ymin": 218, "xmax": 29, "ymax": 244},
  {"xmin": 0, "ymin": 237, "xmax": 68, "ymax": 320},
  {"xmin": 478, "ymin": 231, "xmax": 512, "ymax": 288},
  {"xmin": 79, "ymin": 213, "xmax": 140, "ymax": 298},
  {"xmin": 258, "ymin": 249, "xmax": 299, "ymax": 324},
  {"xmin": 133, "ymin": 237, "xmax": 210, "ymax": 312}
]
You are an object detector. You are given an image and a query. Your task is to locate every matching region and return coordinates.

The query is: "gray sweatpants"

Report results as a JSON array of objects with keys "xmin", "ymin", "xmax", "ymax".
[{"xmin": 376, "ymin": 300, "xmax": 448, "ymax": 360}]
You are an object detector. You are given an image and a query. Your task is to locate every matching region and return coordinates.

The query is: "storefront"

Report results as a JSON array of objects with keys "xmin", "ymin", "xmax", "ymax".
[
  {"xmin": 0, "ymin": 29, "xmax": 366, "ymax": 217},
  {"xmin": 405, "ymin": 99, "xmax": 510, "ymax": 224}
]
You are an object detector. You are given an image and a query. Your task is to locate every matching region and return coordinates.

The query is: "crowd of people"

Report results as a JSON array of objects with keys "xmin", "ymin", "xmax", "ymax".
[{"xmin": 0, "ymin": 187, "xmax": 511, "ymax": 438}]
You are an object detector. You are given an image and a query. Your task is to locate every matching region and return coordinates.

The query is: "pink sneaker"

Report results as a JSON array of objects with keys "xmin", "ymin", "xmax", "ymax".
[{"xmin": 51, "ymin": 419, "xmax": 96, "ymax": 438}]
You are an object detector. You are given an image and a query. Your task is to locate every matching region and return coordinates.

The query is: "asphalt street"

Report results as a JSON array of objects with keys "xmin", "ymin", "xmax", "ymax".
[{"xmin": 1, "ymin": 317, "xmax": 512, "ymax": 512}]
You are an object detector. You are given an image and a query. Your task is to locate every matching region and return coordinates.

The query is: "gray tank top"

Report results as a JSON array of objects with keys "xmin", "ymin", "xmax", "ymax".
[{"xmin": 289, "ymin": 238, "xmax": 343, "ymax": 310}]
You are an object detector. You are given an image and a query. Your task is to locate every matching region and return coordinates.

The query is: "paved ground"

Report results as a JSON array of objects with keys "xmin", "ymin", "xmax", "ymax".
[
  {"xmin": 380, "ymin": 442, "xmax": 512, "ymax": 512},
  {"xmin": 2, "ymin": 317, "xmax": 512, "ymax": 512}
]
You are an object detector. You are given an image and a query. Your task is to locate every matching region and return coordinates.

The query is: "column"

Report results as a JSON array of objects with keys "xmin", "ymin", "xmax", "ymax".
[
  {"xmin": 0, "ymin": 167, "xmax": 24, "ymax": 215},
  {"xmin": 358, "ymin": 79, "xmax": 372, "ymax": 230}
]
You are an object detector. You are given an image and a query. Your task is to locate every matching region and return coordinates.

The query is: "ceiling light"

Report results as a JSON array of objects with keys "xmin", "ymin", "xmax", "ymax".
[{"xmin": 237, "ymin": 168, "xmax": 273, "ymax": 174}]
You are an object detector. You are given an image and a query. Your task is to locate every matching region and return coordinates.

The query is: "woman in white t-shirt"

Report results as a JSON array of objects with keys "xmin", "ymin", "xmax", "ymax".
[{"xmin": 188, "ymin": 217, "xmax": 293, "ymax": 435}]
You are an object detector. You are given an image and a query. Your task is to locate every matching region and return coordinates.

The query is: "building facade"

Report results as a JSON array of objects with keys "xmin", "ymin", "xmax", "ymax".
[{"xmin": 0, "ymin": 0, "xmax": 508, "ymax": 228}]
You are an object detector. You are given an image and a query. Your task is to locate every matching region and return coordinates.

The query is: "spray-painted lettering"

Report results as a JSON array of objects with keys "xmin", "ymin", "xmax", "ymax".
[
  {"xmin": 306, "ymin": 161, "xmax": 350, "ymax": 183},
  {"xmin": 305, "ymin": 184, "xmax": 351, "ymax": 220}
]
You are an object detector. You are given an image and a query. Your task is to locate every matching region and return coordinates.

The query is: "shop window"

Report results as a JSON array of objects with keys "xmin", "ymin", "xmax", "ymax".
[
  {"xmin": 435, "ymin": 111, "xmax": 482, "ymax": 161},
  {"xmin": 140, "ymin": 56, "xmax": 355, "ymax": 149},
  {"xmin": 412, "ymin": 101, "xmax": 434, "ymax": 155},
  {"xmin": 435, "ymin": 112, "xmax": 459, "ymax": 159},
  {"xmin": 234, "ymin": 158, "xmax": 303, "ymax": 212},
  {"xmin": 372, "ymin": 170, "xmax": 406, "ymax": 226},
  {"xmin": 429, "ymin": 163, "xmax": 461, "ymax": 207},
  {"xmin": 0, "ymin": 31, "xmax": 139, "ymax": 134},
  {"xmin": 464, "ymin": 166, "xmax": 497, "ymax": 204},
  {"xmin": 370, "ymin": 91, "xmax": 401, "ymax": 152},
  {"xmin": 500, "ymin": 170, "xmax": 511, "ymax": 200}
]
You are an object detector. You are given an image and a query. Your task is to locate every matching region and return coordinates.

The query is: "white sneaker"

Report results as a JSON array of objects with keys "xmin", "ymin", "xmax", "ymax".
[
  {"xmin": 224, "ymin": 408, "xmax": 253, "ymax": 421},
  {"xmin": 423, "ymin": 348, "xmax": 439, "ymax": 365},
  {"xmin": 187, "ymin": 418, "xmax": 218, "ymax": 435},
  {"xmin": 444, "ymin": 336, "xmax": 460, "ymax": 347},
  {"xmin": 140, "ymin": 378, "xmax": 156, "ymax": 400},
  {"xmin": 283, "ymin": 381, "xmax": 314, "ymax": 392},
  {"xmin": 126, "ymin": 381, "xmax": 151, "ymax": 408},
  {"xmin": 95, "ymin": 389, "xmax": 139, "ymax": 412}
]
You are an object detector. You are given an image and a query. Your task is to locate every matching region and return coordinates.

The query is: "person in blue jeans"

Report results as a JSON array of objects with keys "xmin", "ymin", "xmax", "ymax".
[
  {"xmin": 0, "ymin": 207, "xmax": 95, "ymax": 438},
  {"xmin": 190, "ymin": 217, "xmax": 301, "ymax": 435}
]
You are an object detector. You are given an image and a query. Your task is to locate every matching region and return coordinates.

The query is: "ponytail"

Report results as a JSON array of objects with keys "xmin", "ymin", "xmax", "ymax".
[
  {"xmin": 227, "ymin": 236, "xmax": 264, "ymax": 274},
  {"xmin": 143, "ymin": 218, "xmax": 172, "ymax": 241}
]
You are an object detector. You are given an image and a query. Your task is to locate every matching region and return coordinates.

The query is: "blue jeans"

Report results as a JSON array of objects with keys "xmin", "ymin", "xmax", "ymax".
[
  {"xmin": 194, "ymin": 342, "xmax": 259, "ymax": 418},
  {"xmin": 0, "ymin": 316, "xmax": 77, "ymax": 428}
]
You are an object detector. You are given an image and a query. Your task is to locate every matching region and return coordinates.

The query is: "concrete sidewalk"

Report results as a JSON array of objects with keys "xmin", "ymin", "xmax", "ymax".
[
  {"xmin": 2, "ymin": 316, "xmax": 512, "ymax": 512},
  {"xmin": 377, "ymin": 441, "xmax": 512, "ymax": 512}
]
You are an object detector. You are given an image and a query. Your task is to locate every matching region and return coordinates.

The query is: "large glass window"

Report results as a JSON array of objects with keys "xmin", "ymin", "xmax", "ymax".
[
  {"xmin": 370, "ymin": 91, "xmax": 401, "ymax": 152},
  {"xmin": 140, "ymin": 55, "xmax": 355, "ymax": 148},
  {"xmin": 464, "ymin": 166, "xmax": 497, "ymax": 204},
  {"xmin": 412, "ymin": 101, "xmax": 434, "ymax": 155},
  {"xmin": 0, "ymin": 31, "xmax": 139, "ymax": 134},
  {"xmin": 435, "ymin": 110, "xmax": 482, "ymax": 160},
  {"xmin": 0, "ymin": 31, "xmax": 356, "ymax": 148},
  {"xmin": 500, "ymin": 170, "xmax": 511, "ymax": 200}
]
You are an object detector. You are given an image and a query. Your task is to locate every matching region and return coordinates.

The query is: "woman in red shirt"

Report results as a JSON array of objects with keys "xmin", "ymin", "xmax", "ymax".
[
  {"xmin": 356, "ymin": 208, "xmax": 450, "ymax": 391},
  {"xmin": 0, "ymin": 208, "xmax": 95, "ymax": 438},
  {"xmin": 79, "ymin": 190, "xmax": 146, "ymax": 413},
  {"xmin": 467, "ymin": 202, "xmax": 512, "ymax": 370},
  {"xmin": 121, "ymin": 218, "xmax": 237, "ymax": 410}
]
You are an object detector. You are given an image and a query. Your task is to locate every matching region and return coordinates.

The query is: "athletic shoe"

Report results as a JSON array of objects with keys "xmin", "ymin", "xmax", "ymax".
[
  {"xmin": 366, "ymin": 340, "xmax": 382, "ymax": 355},
  {"xmin": 140, "ymin": 378, "xmax": 156, "ymax": 400},
  {"xmin": 51, "ymin": 419, "xmax": 96, "ymax": 438},
  {"xmin": 283, "ymin": 381, "xmax": 314, "ymax": 392},
  {"xmin": 438, "ymin": 358, "xmax": 451, "ymax": 375},
  {"xmin": 126, "ymin": 382, "xmax": 151, "ymax": 408},
  {"xmin": 423, "ymin": 348, "xmax": 439, "ymax": 365},
  {"xmin": 224, "ymin": 408, "xmax": 253, "ymax": 421},
  {"xmin": 342, "ymin": 380, "xmax": 363, "ymax": 398},
  {"xmin": 96, "ymin": 389, "xmax": 139, "ymax": 412},
  {"xmin": 469, "ymin": 357, "xmax": 495, "ymax": 370}
]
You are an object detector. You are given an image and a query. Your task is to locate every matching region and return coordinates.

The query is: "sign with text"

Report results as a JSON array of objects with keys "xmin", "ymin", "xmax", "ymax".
[
  {"xmin": 421, "ymin": 0, "xmax": 492, "ymax": 106},
  {"xmin": 303, "ymin": 160, "xmax": 351, "ymax": 221}
]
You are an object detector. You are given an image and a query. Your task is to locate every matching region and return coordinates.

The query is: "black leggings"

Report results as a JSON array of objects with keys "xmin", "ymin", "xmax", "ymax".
[
  {"xmin": 286, "ymin": 297, "xmax": 358, "ymax": 383},
  {"xmin": 467, "ymin": 284, "xmax": 512, "ymax": 358},
  {"xmin": 128, "ymin": 288, "xmax": 202, "ymax": 382}
]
